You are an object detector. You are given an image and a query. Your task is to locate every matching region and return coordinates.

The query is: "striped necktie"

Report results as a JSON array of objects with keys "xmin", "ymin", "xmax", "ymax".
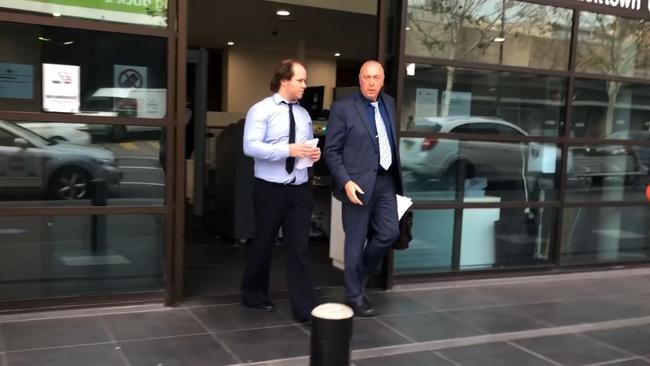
[{"xmin": 371, "ymin": 101, "xmax": 392, "ymax": 171}]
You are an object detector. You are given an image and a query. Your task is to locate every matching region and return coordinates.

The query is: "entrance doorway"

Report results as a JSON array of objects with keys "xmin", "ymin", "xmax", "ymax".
[{"xmin": 180, "ymin": 0, "xmax": 381, "ymax": 301}]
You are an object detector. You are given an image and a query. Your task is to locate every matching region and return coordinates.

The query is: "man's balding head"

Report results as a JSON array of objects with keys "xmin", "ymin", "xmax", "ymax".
[{"xmin": 359, "ymin": 60, "xmax": 385, "ymax": 101}]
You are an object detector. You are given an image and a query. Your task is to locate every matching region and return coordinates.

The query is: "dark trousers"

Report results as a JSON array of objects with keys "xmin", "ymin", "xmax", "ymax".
[
  {"xmin": 342, "ymin": 174, "xmax": 400, "ymax": 302},
  {"xmin": 241, "ymin": 178, "xmax": 317, "ymax": 319}
]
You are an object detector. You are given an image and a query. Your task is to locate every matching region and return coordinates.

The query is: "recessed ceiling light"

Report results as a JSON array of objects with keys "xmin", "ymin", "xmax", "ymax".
[
  {"xmin": 405, "ymin": 26, "xmax": 411, "ymax": 31},
  {"xmin": 334, "ymin": 52, "xmax": 341, "ymax": 57},
  {"xmin": 63, "ymin": 41, "xmax": 74, "ymax": 45},
  {"xmin": 227, "ymin": 41, "xmax": 235, "ymax": 46},
  {"xmin": 276, "ymin": 10, "xmax": 290, "ymax": 16},
  {"xmin": 52, "ymin": 12, "xmax": 61, "ymax": 17},
  {"xmin": 493, "ymin": 37, "xmax": 506, "ymax": 43},
  {"xmin": 38, "ymin": 36, "xmax": 51, "ymax": 42}
]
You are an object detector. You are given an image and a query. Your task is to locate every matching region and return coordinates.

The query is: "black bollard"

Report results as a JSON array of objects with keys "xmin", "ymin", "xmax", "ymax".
[
  {"xmin": 310, "ymin": 303, "xmax": 354, "ymax": 366},
  {"xmin": 90, "ymin": 179, "xmax": 107, "ymax": 253}
]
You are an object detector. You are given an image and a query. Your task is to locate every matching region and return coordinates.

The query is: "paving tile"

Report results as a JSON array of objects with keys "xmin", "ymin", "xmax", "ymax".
[
  {"xmin": 366, "ymin": 292, "xmax": 434, "ymax": 316},
  {"xmin": 404, "ymin": 287, "xmax": 498, "ymax": 310},
  {"xmin": 509, "ymin": 297, "xmax": 648, "ymax": 326},
  {"xmin": 446, "ymin": 305, "xmax": 550, "ymax": 333},
  {"xmin": 102, "ymin": 309, "xmax": 206, "ymax": 340},
  {"xmin": 584, "ymin": 325, "xmax": 650, "ymax": 357},
  {"xmin": 120, "ymin": 334, "xmax": 235, "ymax": 366},
  {"xmin": 6, "ymin": 344, "xmax": 125, "ymax": 366},
  {"xmin": 476, "ymin": 281, "xmax": 599, "ymax": 305},
  {"xmin": 189, "ymin": 304, "xmax": 292, "ymax": 332},
  {"xmin": 216, "ymin": 325, "xmax": 309, "ymax": 362},
  {"xmin": 438, "ymin": 342, "xmax": 555, "ymax": 365},
  {"xmin": 351, "ymin": 318, "xmax": 411, "ymax": 350},
  {"xmin": 600, "ymin": 359, "xmax": 650, "ymax": 366},
  {"xmin": 514, "ymin": 333, "xmax": 629, "ymax": 365},
  {"xmin": 378, "ymin": 311, "xmax": 482, "ymax": 342},
  {"xmin": 1, "ymin": 317, "xmax": 109, "ymax": 351},
  {"xmin": 354, "ymin": 351, "xmax": 455, "ymax": 366}
]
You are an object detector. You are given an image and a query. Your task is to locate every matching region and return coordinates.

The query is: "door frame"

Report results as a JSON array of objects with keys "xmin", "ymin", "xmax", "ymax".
[{"xmin": 168, "ymin": 0, "xmax": 393, "ymax": 304}]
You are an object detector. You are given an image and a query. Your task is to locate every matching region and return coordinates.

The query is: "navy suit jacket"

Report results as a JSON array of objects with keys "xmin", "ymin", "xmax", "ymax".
[{"xmin": 324, "ymin": 92, "xmax": 403, "ymax": 204}]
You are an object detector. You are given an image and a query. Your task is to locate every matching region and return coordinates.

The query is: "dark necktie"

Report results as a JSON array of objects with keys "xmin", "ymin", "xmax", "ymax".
[{"xmin": 284, "ymin": 102, "xmax": 296, "ymax": 173}]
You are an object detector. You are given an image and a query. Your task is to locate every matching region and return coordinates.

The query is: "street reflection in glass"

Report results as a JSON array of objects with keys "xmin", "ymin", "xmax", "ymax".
[
  {"xmin": 0, "ymin": 120, "xmax": 164, "ymax": 206},
  {"xmin": 406, "ymin": 0, "xmax": 572, "ymax": 70},
  {"xmin": 402, "ymin": 65, "xmax": 567, "ymax": 137},
  {"xmin": 566, "ymin": 144, "xmax": 650, "ymax": 202},
  {"xmin": 400, "ymin": 135, "xmax": 560, "ymax": 202},
  {"xmin": 562, "ymin": 206, "xmax": 650, "ymax": 264}
]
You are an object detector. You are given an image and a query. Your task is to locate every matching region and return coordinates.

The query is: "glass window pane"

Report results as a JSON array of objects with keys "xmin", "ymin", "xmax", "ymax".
[
  {"xmin": 561, "ymin": 206, "xmax": 650, "ymax": 264},
  {"xmin": 406, "ymin": 0, "xmax": 572, "ymax": 70},
  {"xmin": 402, "ymin": 65, "xmax": 566, "ymax": 136},
  {"xmin": 0, "ymin": 1, "xmax": 168, "ymax": 27},
  {"xmin": 0, "ymin": 214, "xmax": 164, "ymax": 301},
  {"xmin": 0, "ymin": 21, "xmax": 167, "ymax": 118},
  {"xmin": 394, "ymin": 209, "xmax": 454, "ymax": 274},
  {"xmin": 0, "ymin": 121, "xmax": 165, "ymax": 206},
  {"xmin": 566, "ymin": 144, "xmax": 650, "ymax": 202},
  {"xmin": 401, "ymin": 138, "xmax": 561, "ymax": 202},
  {"xmin": 462, "ymin": 208, "xmax": 555, "ymax": 269},
  {"xmin": 577, "ymin": 12, "xmax": 650, "ymax": 79},
  {"xmin": 571, "ymin": 79, "xmax": 650, "ymax": 139}
]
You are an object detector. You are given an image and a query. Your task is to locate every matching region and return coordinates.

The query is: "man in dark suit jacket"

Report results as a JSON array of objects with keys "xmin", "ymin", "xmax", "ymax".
[{"xmin": 324, "ymin": 60, "xmax": 403, "ymax": 316}]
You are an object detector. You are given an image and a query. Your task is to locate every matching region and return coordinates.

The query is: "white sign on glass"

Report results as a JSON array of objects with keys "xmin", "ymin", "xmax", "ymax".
[
  {"xmin": 415, "ymin": 88, "xmax": 438, "ymax": 118},
  {"xmin": 42, "ymin": 63, "xmax": 80, "ymax": 113},
  {"xmin": 443, "ymin": 91, "xmax": 472, "ymax": 116}
]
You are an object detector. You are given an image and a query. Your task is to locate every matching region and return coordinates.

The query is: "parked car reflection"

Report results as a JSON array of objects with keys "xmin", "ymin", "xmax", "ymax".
[
  {"xmin": 18, "ymin": 122, "xmax": 92, "ymax": 145},
  {"xmin": 399, "ymin": 117, "xmax": 532, "ymax": 188},
  {"xmin": 567, "ymin": 144, "xmax": 649, "ymax": 188},
  {"xmin": 0, "ymin": 120, "xmax": 122, "ymax": 200}
]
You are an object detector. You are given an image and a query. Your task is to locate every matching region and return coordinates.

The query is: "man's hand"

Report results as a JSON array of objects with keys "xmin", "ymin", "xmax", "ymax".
[
  {"xmin": 289, "ymin": 143, "xmax": 318, "ymax": 158},
  {"xmin": 344, "ymin": 180, "xmax": 364, "ymax": 205},
  {"xmin": 309, "ymin": 148, "xmax": 321, "ymax": 162}
]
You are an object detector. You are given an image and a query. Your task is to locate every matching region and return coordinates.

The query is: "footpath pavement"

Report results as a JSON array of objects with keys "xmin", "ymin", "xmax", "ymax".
[{"xmin": 1, "ymin": 268, "xmax": 650, "ymax": 366}]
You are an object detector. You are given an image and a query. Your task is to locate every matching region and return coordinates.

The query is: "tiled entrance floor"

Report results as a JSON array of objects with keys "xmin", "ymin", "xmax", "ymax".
[{"xmin": 2, "ymin": 269, "xmax": 650, "ymax": 365}]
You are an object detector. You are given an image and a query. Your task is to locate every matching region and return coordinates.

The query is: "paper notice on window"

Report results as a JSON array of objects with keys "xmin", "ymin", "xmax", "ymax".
[
  {"xmin": 295, "ymin": 138, "xmax": 319, "ymax": 170},
  {"xmin": 396, "ymin": 194, "xmax": 413, "ymax": 220}
]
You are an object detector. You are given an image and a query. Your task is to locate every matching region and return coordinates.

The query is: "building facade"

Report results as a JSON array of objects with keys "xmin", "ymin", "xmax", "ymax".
[{"xmin": 0, "ymin": 0, "xmax": 649, "ymax": 311}]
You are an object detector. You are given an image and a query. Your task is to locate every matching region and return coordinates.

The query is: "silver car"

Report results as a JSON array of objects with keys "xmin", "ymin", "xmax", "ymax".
[{"xmin": 0, "ymin": 120, "xmax": 122, "ymax": 200}]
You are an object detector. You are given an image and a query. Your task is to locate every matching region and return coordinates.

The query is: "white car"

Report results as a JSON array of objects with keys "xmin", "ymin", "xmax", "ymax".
[
  {"xmin": 18, "ymin": 122, "xmax": 92, "ymax": 145},
  {"xmin": 399, "ymin": 117, "xmax": 531, "ymax": 186}
]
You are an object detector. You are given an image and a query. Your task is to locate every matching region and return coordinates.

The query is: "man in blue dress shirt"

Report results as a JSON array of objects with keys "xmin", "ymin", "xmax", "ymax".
[{"xmin": 241, "ymin": 59, "xmax": 320, "ymax": 322}]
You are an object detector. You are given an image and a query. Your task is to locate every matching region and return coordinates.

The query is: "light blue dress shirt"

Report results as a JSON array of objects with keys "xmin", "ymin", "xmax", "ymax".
[{"xmin": 243, "ymin": 93, "xmax": 314, "ymax": 185}]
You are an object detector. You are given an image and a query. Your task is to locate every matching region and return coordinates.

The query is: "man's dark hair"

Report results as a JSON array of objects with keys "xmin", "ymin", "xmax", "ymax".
[{"xmin": 270, "ymin": 59, "xmax": 304, "ymax": 93}]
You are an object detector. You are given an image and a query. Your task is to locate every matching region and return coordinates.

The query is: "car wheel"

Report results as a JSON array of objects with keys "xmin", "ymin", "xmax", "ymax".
[
  {"xmin": 48, "ymin": 167, "xmax": 92, "ymax": 200},
  {"xmin": 110, "ymin": 125, "xmax": 127, "ymax": 141},
  {"xmin": 442, "ymin": 161, "xmax": 474, "ymax": 189}
]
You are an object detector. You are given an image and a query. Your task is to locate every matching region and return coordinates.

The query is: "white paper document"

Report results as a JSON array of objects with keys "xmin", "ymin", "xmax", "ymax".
[
  {"xmin": 396, "ymin": 194, "xmax": 413, "ymax": 219},
  {"xmin": 295, "ymin": 138, "xmax": 319, "ymax": 169}
]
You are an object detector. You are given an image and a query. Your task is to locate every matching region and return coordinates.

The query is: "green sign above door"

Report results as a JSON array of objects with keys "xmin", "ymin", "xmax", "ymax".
[{"xmin": 0, "ymin": 0, "xmax": 168, "ymax": 26}]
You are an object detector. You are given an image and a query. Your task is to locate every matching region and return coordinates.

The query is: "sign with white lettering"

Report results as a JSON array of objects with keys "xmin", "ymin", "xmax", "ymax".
[
  {"xmin": 0, "ymin": 0, "xmax": 168, "ymax": 26},
  {"xmin": 42, "ymin": 63, "xmax": 80, "ymax": 113}
]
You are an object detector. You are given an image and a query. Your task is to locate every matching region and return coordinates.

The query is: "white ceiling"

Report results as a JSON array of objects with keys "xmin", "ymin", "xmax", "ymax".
[{"xmin": 188, "ymin": 0, "xmax": 377, "ymax": 60}]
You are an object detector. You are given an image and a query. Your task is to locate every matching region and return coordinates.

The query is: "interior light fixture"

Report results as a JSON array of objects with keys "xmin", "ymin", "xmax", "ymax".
[
  {"xmin": 38, "ymin": 36, "xmax": 51, "ymax": 42},
  {"xmin": 493, "ymin": 37, "xmax": 506, "ymax": 43},
  {"xmin": 52, "ymin": 12, "xmax": 61, "ymax": 17},
  {"xmin": 227, "ymin": 41, "xmax": 235, "ymax": 46},
  {"xmin": 63, "ymin": 41, "xmax": 74, "ymax": 45},
  {"xmin": 405, "ymin": 26, "xmax": 411, "ymax": 31},
  {"xmin": 276, "ymin": 10, "xmax": 290, "ymax": 16},
  {"xmin": 334, "ymin": 52, "xmax": 341, "ymax": 57}
]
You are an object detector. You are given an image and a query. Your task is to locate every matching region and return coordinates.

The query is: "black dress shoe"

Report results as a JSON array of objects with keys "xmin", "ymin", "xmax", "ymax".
[
  {"xmin": 242, "ymin": 301, "xmax": 278, "ymax": 312},
  {"xmin": 346, "ymin": 298, "xmax": 376, "ymax": 317}
]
